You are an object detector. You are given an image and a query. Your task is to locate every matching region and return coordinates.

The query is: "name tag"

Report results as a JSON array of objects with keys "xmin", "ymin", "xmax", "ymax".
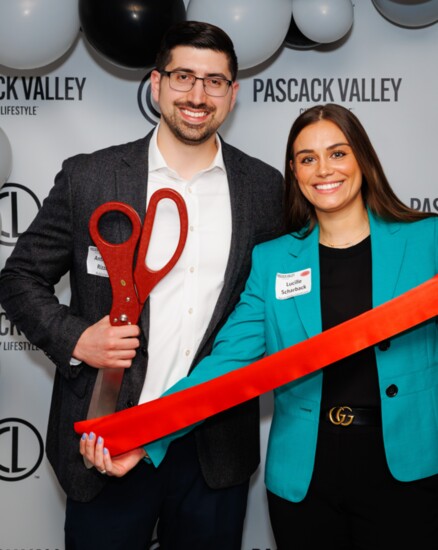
[
  {"xmin": 276, "ymin": 269, "xmax": 311, "ymax": 300},
  {"xmin": 87, "ymin": 246, "xmax": 109, "ymax": 277}
]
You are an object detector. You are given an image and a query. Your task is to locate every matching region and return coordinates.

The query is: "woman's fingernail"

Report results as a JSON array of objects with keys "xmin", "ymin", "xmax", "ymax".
[
  {"xmin": 81, "ymin": 433, "xmax": 87, "ymax": 440},
  {"xmin": 104, "ymin": 448, "xmax": 109, "ymax": 455},
  {"xmin": 97, "ymin": 436, "xmax": 103, "ymax": 445},
  {"xmin": 89, "ymin": 432, "xmax": 95, "ymax": 440}
]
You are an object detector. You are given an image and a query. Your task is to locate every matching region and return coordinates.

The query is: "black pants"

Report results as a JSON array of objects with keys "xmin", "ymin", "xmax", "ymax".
[
  {"xmin": 65, "ymin": 432, "xmax": 249, "ymax": 550},
  {"xmin": 268, "ymin": 423, "xmax": 438, "ymax": 550}
]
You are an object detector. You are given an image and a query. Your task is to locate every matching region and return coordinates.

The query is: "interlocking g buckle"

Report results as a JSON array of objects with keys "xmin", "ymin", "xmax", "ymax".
[{"xmin": 328, "ymin": 406, "xmax": 354, "ymax": 426}]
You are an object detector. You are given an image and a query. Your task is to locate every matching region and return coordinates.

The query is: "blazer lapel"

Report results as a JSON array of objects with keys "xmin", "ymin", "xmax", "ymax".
[
  {"xmin": 369, "ymin": 212, "xmax": 406, "ymax": 307},
  {"xmin": 115, "ymin": 134, "xmax": 152, "ymax": 338},
  {"xmin": 285, "ymin": 229, "xmax": 322, "ymax": 339},
  {"xmin": 219, "ymin": 141, "xmax": 252, "ymax": 306},
  {"xmin": 96, "ymin": 135, "xmax": 151, "ymax": 247},
  {"xmin": 115, "ymin": 135, "xmax": 151, "ymax": 225}
]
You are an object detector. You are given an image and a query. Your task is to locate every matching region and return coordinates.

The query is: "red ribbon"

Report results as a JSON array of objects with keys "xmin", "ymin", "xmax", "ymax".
[{"xmin": 75, "ymin": 276, "xmax": 438, "ymax": 456}]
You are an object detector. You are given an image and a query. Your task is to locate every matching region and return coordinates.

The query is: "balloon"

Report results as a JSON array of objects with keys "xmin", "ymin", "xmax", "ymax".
[
  {"xmin": 187, "ymin": 0, "xmax": 293, "ymax": 70},
  {"xmin": 0, "ymin": 127, "xmax": 13, "ymax": 186},
  {"xmin": 0, "ymin": 0, "xmax": 80, "ymax": 70},
  {"xmin": 79, "ymin": 0, "xmax": 186, "ymax": 70},
  {"xmin": 372, "ymin": 0, "xmax": 438, "ymax": 28},
  {"xmin": 292, "ymin": 0, "xmax": 354, "ymax": 44},
  {"xmin": 285, "ymin": 12, "xmax": 321, "ymax": 49}
]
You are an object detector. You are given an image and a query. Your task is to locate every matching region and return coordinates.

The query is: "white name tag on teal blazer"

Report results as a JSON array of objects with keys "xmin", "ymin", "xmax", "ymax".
[{"xmin": 276, "ymin": 269, "xmax": 311, "ymax": 300}]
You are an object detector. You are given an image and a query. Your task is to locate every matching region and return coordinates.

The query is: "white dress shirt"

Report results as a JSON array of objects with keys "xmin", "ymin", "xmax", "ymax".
[{"xmin": 138, "ymin": 127, "xmax": 232, "ymax": 403}]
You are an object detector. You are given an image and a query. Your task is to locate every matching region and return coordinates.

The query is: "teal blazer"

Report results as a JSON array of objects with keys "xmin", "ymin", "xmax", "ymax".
[{"xmin": 148, "ymin": 212, "xmax": 438, "ymax": 503}]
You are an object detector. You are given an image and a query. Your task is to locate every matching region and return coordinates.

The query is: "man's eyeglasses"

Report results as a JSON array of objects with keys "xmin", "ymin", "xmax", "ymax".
[{"xmin": 160, "ymin": 70, "xmax": 233, "ymax": 97}]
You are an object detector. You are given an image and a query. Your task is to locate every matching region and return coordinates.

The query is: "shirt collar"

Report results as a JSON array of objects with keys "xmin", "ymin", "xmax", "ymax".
[{"xmin": 149, "ymin": 124, "xmax": 226, "ymax": 177}]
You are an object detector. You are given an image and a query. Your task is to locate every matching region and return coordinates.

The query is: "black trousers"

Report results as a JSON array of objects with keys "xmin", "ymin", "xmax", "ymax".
[
  {"xmin": 65, "ymin": 432, "xmax": 249, "ymax": 550},
  {"xmin": 268, "ymin": 423, "xmax": 438, "ymax": 550}
]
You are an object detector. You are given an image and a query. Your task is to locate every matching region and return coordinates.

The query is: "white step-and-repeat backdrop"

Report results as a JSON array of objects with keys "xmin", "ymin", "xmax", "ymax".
[{"xmin": 0, "ymin": 1, "xmax": 437, "ymax": 549}]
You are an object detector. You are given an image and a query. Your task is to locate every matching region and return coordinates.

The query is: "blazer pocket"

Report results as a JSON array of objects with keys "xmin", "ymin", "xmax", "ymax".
[{"xmin": 64, "ymin": 365, "xmax": 95, "ymax": 399}]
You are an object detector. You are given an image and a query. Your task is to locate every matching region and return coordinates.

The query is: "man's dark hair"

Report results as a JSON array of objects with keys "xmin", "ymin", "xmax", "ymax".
[{"xmin": 155, "ymin": 20, "xmax": 238, "ymax": 81}]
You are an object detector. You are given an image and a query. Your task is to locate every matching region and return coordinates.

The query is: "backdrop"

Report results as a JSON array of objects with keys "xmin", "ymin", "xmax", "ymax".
[{"xmin": 0, "ymin": 2, "xmax": 437, "ymax": 549}]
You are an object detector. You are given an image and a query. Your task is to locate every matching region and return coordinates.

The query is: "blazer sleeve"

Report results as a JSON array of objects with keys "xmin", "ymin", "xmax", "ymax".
[
  {"xmin": 146, "ymin": 244, "xmax": 268, "ymax": 465},
  {"xmin": 0, "ymin": 162, "xmax": 90, "ymax": 378}
]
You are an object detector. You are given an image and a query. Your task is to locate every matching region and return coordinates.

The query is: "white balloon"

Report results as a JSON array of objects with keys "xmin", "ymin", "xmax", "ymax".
[
  {"xmin": 0, "ymin": 127, "xmax": 13, "ymax": 186},
  {"xmin": 292, "ymin": 0, "xmax": 354, "ymax": 43},
  {"xmin": 187, "ymin": 0, "xmax": 293, "ymax": 70},
  {"xmin": 0, "ymin": 0, "xmax": 80, "ymax": 70},
  {"xmin": 372, "ymin": 0, "xmax": 438, "ymax": 28}
]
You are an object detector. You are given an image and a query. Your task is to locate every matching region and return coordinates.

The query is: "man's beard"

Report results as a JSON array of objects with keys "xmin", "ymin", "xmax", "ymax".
[{"xmin": 161, "ymin": 103, "xmax": 219, "ymax": 146}]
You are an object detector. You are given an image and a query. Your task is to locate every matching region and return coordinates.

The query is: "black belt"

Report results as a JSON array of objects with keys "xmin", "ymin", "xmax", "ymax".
[{"xmin": 321, "ymin": 406, "xmax": 381, "ymax": 427}]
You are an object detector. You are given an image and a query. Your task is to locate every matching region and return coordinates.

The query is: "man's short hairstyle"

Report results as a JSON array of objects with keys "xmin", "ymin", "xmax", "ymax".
[{"xmin": 155, "ymin": 20, "xmax": 238, "ymax": 81}]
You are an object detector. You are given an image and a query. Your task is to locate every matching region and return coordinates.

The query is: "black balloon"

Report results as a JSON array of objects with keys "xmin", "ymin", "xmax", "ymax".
[
  {"xmin": 284, "ymin": 13, "xmax": 320, "ymax": 50},
  {"xmin": 79, "ymin": 0, "xmax": 186, "ymax": 69}
]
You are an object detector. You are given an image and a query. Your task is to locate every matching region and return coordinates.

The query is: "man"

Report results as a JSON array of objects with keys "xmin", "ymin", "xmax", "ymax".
[{"xmin": 0, "ymin": 21, "xmax": 284, "ymax": 550}]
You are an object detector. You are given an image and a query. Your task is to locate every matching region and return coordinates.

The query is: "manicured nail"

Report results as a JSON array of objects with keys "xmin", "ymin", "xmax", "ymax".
[
  {"xmin": 104, "ymin": 448, "xmax": 109, "ymax": 455},
  {"xmin": 89, "ymin": 432, "xmax": 95, "ymax": 440},
  {"xmin": 81, "ymin": 433, "xmax": 87, "ymax": 440},
  {"xmin": 97, "ymin": 436, "xmax": 103, "ymax": 445}
]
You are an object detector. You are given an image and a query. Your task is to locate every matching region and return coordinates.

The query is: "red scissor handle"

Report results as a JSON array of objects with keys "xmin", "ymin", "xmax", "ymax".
[
  {"xmin": 89, "ymin": 201, "xmax": 142, "ymax": 326},
  {"xmin": 134, "ymin": 188, "xmax": 189, "ymax": 304}
]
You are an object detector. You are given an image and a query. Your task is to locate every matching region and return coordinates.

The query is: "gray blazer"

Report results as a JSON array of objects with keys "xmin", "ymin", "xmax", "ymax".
[{"xmin": 0, "ymin": 132, "xmax": 284, "ymax": 501}]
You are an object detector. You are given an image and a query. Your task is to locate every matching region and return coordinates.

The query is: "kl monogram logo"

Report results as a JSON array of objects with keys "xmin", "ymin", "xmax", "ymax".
[
  {"xmin": 0, "ymin": 183, "xmax": 41, "ymax": 246},
  {"xmin": 0, "ymin": 418, "xmax": 44, "ymax": 481}
]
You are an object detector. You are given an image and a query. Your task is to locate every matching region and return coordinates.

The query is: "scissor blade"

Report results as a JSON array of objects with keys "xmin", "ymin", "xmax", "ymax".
[{"xmin": 134, "ymin": 188, "xmax": 189, "ymax": 304}]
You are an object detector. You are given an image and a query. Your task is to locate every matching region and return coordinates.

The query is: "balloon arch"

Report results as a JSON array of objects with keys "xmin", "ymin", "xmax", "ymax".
[{"xmin": 0, "ymin": 0, "xmax": 436, "ymax": 178}]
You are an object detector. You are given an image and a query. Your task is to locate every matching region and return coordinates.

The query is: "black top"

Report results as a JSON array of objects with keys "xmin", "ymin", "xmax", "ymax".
[{"xmin": 319, "ymin": 236, "xmax": 380, "ymax": 408}]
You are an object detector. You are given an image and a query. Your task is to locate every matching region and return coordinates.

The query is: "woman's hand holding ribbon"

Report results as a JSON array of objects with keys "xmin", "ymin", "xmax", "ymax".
[{"xmin": 79, "ymin": 432, "xmax": 147, "ymax": 477}]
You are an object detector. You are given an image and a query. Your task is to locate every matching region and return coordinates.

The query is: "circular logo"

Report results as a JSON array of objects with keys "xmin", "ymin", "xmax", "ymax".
[
  {"xmin": 0, "ymin": 183, "xmax": 41, "ymax": 246},
  {"xmin": 138, "ymin": 71, "xmax": 161, "ymax": 125},
  {"xmin": 0, "ymin": 417, "xmax": 44, "ymax": 481}
]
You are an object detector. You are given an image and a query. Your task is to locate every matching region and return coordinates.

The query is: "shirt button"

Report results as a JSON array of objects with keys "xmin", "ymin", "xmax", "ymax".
[
  {"xmin": 189, "ymin": 266, "xmax": 195, "ymax": 273},
  {"xmin": 188, "ymin": 308, "xmax": 193, "ymax": 314},
  {"xmin": 189, "ymin": 225, "xmax": 195, "ymax": 232},
  {"xmin": 185, "ymin": 349, "xmax": 191, "ymax": 356},
  {"xmin": 385, "ymin": 384, "xmax": 398, "ymax": 398}
]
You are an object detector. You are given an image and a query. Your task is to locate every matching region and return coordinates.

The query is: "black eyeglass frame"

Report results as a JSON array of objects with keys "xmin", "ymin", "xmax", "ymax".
[{"xmin": 159, "ymin": 70, "xmax": 233, "ymax": 97}]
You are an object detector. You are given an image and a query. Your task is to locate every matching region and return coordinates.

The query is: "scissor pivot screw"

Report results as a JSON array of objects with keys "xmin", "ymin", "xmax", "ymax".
[{"xmin": 120, "ymin": 314, "xmax": 129, "ymax": 322}]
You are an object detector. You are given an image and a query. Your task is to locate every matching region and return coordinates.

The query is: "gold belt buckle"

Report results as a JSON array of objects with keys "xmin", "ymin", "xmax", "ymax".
[{"xmin": 328, "ymin": 406, "xmax": 354, "ymax": 426}]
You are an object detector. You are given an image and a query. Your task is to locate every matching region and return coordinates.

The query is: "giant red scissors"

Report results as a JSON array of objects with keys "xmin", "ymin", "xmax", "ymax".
[
  {"xmin": 85, "ymin": 188, "xmax": 188, "ymax": 424},
  {"xmin": 89, "ymin": 188, "xmax": 188, "ymax": 326}
]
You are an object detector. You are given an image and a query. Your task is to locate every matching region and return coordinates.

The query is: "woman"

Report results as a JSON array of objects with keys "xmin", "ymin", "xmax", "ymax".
[{"xmin": 82, "ymin": 104, "xmax": 438, "ymax": 548}]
